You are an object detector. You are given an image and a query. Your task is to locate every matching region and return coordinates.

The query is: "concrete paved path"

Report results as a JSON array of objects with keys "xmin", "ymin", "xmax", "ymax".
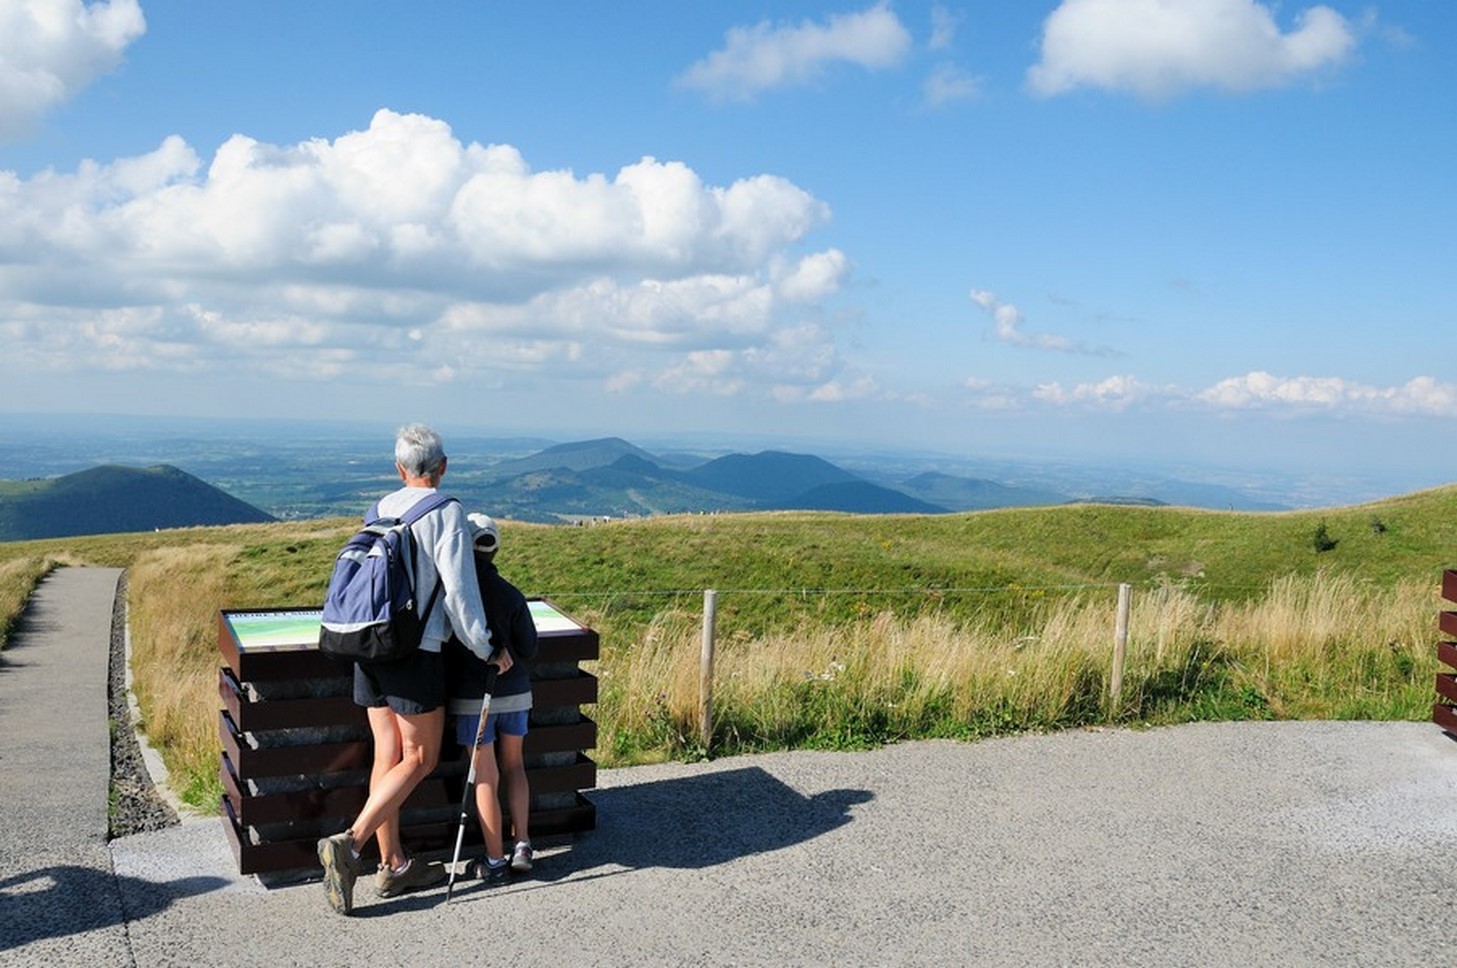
[
  {"xmin": 4, "ymin": 567, "xmax": 1457, "ymax": 966},
  {"xmin": 0, "ymin": 566, "xmax": 129, "ymax": 965}
]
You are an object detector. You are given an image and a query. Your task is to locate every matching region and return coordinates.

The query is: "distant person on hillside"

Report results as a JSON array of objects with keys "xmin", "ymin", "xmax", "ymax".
[
  {"xmin": 317, "ymin": 423, "xmax": 506, "ymax": 916},
  {"xmin": 447, "ymin": 512, "xmax": 539, "ymax": 884}
]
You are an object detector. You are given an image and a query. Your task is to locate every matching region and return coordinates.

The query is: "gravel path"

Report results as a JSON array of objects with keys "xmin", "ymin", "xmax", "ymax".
[{"xmin": 106, "ymin": 571, "xmax": 180, "ymax": 838}]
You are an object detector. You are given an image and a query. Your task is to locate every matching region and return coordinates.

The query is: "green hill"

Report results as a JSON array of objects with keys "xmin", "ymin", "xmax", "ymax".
[
  {"xmin": 682, "ymin": 450, "xmax": 862, "ymax": 502},
  {"xmin": 490, "ymin": 436, "xmax": 658, "ymax": 475},
  {"xmin": 0, "ymin": 464, "xmax": 274, "ymax": 541}
]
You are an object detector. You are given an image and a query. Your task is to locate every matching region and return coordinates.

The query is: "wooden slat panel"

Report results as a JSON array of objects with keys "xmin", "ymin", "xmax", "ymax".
[
  {"xmin": 1433, "ymin": 702, "xmax": 1457, "ymax": 736},
  {"xmin": 1443, "ymin": 570, "xmax": 1457, "ymax": 604},
  {"xmin": 531, "ymin": 671, "xmax": 598, "ymax": 708},
  {"xmin": 1438, "ymin": 642, "xmax": 1457, "ymax": 672},
  {"xmin": 222, "ymin": 793, "xmax": 597, "ymax": 875},
  {"xmin": 219, "ymin": 667, "xmax": 363, "ymax": 731},
  {"xmin": 1437, "ymin": 674, "xmax": 1457, "ymax": 707},
  {"xmin": 223, "ymin": 747, "xmax": 594, "ymax": 827},
  {"xmin": 524, "ymin": 718, "xmax": 596, "ymax": 756},
  {"xmin": 220, "ymin": 710, "xmax": 370, "ymax": 777}
]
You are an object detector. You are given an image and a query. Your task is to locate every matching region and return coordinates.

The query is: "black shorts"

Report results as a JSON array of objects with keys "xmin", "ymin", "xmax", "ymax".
[{"xmin": 353, "ymin": 649, "xmax": 445, "ymax": 715}]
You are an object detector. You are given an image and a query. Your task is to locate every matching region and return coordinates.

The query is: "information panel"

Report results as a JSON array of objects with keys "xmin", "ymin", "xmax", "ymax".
[{"xmin": 222, "ymin": 600, "xmax": 583, "ymax": 653}]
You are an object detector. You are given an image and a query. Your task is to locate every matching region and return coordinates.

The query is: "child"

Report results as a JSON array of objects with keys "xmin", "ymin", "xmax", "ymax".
[{"xmin": 446, "ymin": 513, "xmax": 540, "ymax": 882}]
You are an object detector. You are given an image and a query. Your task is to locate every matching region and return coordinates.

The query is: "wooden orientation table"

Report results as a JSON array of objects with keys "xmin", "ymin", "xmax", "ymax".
[{"xmin": 217, "ymin": 600, "xmax": 598, "ymax": 875}]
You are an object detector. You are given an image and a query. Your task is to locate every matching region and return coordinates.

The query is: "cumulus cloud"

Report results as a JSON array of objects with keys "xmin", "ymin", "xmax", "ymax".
[
  {"xmin": 774, "ymin": 248, "xmax": 850, "ymax": 303},
  {"xmin": 1034, "ymin": 374, "xmax": 1158, "ymax": 411},
  {"xmin": 598, "ymin": 316, "xmax": 871, "ymax": 404},
  {"xmin": 951, "ymin": 370, "xmax": 1457, "ymax": 424},
  {"xmin": 1027, "ymin": 0, "xmax": 1358, "ymax": 100},
  {"xmin": 972, "ymin": 369, "xmax": 1457, "ymax": 418},
  {"xmin": 0, "ymin": 0, "xmax": 145, "ymax": 139},
  {"xmin": 1197, "ymin": 371, "xmax": 1457, "ymax": 415},
  {"xmin": 677, "ymin": 3, "xmax": 913, "ymax": 102},
  {"xmin": 0, "ymin": 108, "xmax": 856, "ymax": 398}
]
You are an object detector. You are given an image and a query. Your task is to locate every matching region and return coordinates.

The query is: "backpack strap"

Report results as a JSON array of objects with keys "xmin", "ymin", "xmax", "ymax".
[
  {"xmin": 398, "ymin": 492, "xmax": 458, "ymax": 627},
  {"xmin": 364, "ymin": 490, "xmax": 456, "ymax": 525},
  {"xmin": 400, "ymin": 491, "xmax": 457, "ymax": 526}
]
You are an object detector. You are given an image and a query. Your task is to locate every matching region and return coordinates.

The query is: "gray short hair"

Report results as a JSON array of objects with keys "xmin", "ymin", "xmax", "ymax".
[{"xmin": 395, "ymin": 423, "xmax": 446, "ymax": 478}]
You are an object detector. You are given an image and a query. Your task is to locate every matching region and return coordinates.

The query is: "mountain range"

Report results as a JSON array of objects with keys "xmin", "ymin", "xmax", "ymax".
[
  {"xmin": 0, "ymin": 434, "xmax": 1298, "ymax": 540},
  {"xmin": 460, "ymin": 437, "xmax": 1064, "ymax": 522}
]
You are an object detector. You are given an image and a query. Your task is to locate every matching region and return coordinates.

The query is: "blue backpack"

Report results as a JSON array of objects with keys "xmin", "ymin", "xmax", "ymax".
[{"xmin": 318, "ymin": 492, "xmax": 456, "ymax": 663}]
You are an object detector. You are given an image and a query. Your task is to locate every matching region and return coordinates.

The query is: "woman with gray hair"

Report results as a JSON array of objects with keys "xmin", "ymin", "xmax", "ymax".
[{"xmin": 317, "ymin": 423, "xmax": 507, "ymax": 915}]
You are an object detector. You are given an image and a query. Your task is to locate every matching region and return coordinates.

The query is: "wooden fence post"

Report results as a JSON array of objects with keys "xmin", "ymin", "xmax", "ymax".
[
  {"xmin": 699, "ymin": 589, "xmax": 717, "ymax": 749},
  {"xmin": 1110, "ymin": 582, "xmax": 1131, "ymax": 713}
]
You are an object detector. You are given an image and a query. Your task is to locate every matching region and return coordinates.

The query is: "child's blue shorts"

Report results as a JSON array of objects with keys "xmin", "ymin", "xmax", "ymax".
[{"xmin": 454, "ymin": 709, "xmax": 529, "ymax": 746}]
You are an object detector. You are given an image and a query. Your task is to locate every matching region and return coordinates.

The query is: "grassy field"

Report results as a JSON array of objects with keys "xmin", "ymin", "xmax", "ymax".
[{"xmin": 2, "ymin": 487, "xmax": 1454, "ymax": 810}]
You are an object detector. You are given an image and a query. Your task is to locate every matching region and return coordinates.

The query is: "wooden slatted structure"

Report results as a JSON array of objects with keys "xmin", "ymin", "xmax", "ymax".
[
  {"xmin": 1435, "ymin": 570, "xmax": 1457, "ymax": 736},
  {"xmin": 217, "ymin": 601, "xmax": 598, "ymax": 875}
]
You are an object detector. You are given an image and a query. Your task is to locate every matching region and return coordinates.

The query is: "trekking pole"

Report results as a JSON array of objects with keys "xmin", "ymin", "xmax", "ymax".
[{"xmin": 446, "ymin": 663, "xmax": 499, "ymax": 901}]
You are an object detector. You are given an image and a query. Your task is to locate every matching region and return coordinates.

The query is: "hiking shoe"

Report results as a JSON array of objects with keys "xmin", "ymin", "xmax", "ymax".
[
  {"xmin": 317, "ymin": 832, "xmax": 363, "ymax": 915},
  {"xmin": 510, "ymin": 841, "xmax": 534, "ymax": 874},
  {"xmin": 470, "ymin": 857, "xmax": 510, "ymax": 886},
  {"xmin": 375, "ymin": 857, "xmax": 447, "ymax": 898}
]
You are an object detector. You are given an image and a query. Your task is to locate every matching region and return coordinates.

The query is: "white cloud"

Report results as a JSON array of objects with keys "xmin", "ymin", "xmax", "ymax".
[
  {"xmin": 0, "ymin": 108, "xmax": 857, "ymax": 400},
  {"xmin": 655, "ymin": 349, "xmax": 744, "ymax": 397},
  {"xmin": 953, "ymin": 369, "xmax": 1457, "ymax": 421},
  {"xmin": 775, "ymin": 248, "xmax": 849, "ymax": 303},
  {"xmin": 961, "ymin": 377, "xmax": 1026, "ymax": 411},
  {"xmin": 1027, "ymin": 0, "xmax": 1358, "ymax": 100},
  {"xmin": 677, "ymin": 3, "xmax": 913, "ymax": 102},
  {"xmin": 438, "ymin": 273, "xmax": 782, "ymax": 348},
  {"xmin": 3, "ymin": 110, "xmax": 832, "ymax": 289},
  {"xmin": 807, "ymin": 375, "xmax": 879, "ymax": 402},
  {"xmin": 929, "ymin": 5, "xmax": 960, "ymax": 51},
  {"xmin": 922, "ymin": 63, "xmax": 980, "ymax": 107},
  {"xmin": 605, "ymin": 369, "xmax": 645, "ymax": 394},
  {"xmin": 1197, "ymin": 372, "xmax": 1457, "ymax": 415},
  {"xmin": 0, "ymin": 0, "xmax": 145, "ymax": 139},
  {"xmin": 970, "ymin": 289, "xmax": 1108, "ymax": 353},
  {"xmin": 1034, "ymin": 374, "xmax": 1154, "ymax": 411}
]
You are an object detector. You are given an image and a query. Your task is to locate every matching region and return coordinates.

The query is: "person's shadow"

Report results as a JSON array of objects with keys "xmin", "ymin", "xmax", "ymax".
[
  {"xmin": 438, "ymin": 765, "xmax": 872, "ymax": 905},
  {"xmin": 0, "ymin": 865, "xmax": 227, "ymax": 952}
]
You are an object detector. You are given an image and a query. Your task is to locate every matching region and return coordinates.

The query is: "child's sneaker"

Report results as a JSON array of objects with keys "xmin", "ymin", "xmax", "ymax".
[
  {"xmin": 375, "ymin": 857, "xmax": 446, "ymax": 898},
  {"xmin": 510, "ymin": 841, "xmax": 534, "ymax": 873},
  {"xmin": 471, "ymin": 857, "xmax": 510, "ymax": 886}
]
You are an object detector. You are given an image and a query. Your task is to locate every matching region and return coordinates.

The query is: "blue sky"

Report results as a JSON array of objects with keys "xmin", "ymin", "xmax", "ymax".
[{"xmin": 1, "ymin": 1, "xmax": 1453, "ymax": 493}]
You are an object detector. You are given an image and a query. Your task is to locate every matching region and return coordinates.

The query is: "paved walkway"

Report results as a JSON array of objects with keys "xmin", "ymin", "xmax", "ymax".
[
  {"xmin": 0, "ymin": 567, "xmax": 128, "ymax": 964},
  {"xmin": 3, "ymin": 567, "xmax": 1457, "ymax": 966}
]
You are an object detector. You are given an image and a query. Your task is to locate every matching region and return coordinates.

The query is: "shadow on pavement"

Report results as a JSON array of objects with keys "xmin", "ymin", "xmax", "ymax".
[
  {"xmin": 538, "ymin": 766, "xmax": 871, "ymax": 878},
  {"xmin": 0, "ymin": 866, "xmax": 228, "ymax": 952}
]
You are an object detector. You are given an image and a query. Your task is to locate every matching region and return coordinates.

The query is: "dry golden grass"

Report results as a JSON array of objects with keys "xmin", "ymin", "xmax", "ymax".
[
  {"xmin": 599, "ymin": 572, "xmax": 1441, "ymax": 763},
  {"xmin": 126, "ymin": 543, "xmax": 242, "ymax": 803}
]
